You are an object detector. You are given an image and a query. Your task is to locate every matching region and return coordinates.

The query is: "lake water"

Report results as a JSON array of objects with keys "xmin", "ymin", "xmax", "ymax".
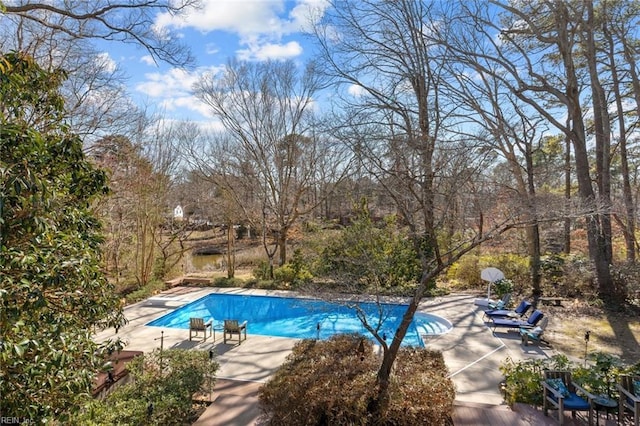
[{"xmin": 190, "ymin": 254, "xmax": 222, "ymax": 271}]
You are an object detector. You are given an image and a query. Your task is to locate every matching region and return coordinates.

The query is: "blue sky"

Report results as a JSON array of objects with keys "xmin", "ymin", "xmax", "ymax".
[{"xmin": 104, "ymin": 0, "xmax": 328, "ymax": 123}]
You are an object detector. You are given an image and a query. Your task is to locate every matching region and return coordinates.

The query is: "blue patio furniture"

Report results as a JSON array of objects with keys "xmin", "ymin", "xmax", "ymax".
[
  {"xmin": 617, "ymin": 374, "xmax": 640, "ymax": 426},
  {"xmin": 488, "ymin": 293, "xmax": 511, "ymax": 310},
  {"xmin": 483, "ymin": 299, "xmax": 531, "ymax": 321},
  {"xmin": 542, "ymin": 370, "xmax": 594, "ymax": 425},
  {"xmin": 520, "ymin": 317, "xmax": 549, "ymax": 346},
  {"xmin": 491, "ymin": 309, "xmax": 544, "ymax": 332}
]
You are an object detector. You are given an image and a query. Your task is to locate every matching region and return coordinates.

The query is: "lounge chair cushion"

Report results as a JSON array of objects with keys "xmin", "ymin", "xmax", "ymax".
[
  {"xmin": 484, "ymin": 300, "xmax": 531, "ymax": 318},
  {"xmin": 634, "ymin": 379, "xmax": 640, "ymax": 396},
  {"xmin": 488, "ymin": 293, "xmax": 511, "ymax": 310},
  {"xmin": 555, "ymin": 392, "xmax": 591, "ymax": 411},
  {"xmin": 526, "ymin": 310, "xmax": 544, "ymax": 325},
  {"xmin": 493, "ymin": 309, "xmax": 544, "ymax": 329},
  {"xmin": 493, "ymin": 300, "xmax": 505, "ymax": 309},
  {"xmin": 546, "ymin": 378, "xmax": 570, "ymax": 397}
]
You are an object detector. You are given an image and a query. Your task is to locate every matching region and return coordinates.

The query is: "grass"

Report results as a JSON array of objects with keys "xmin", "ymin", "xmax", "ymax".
[{"xmin": 540, "ymin": 303, "xmax": 640, "ymax": 365}]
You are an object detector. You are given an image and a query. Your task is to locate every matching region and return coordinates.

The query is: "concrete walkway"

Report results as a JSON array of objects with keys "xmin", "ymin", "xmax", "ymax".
[{"xmin": 94, "ymin": 288, "xmax": 576, "ymax": 425}]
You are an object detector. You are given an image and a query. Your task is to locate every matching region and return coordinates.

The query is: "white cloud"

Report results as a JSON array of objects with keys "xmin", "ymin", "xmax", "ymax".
[
  {"xmin": 134, "ymin": 65, "xmax": 224, "ymax": 119},
  {"xmin": 237, "ymin": 40, "xmax": 303, "ymax": 61},
  {"xmin": 196, "ymin": 119, "xmax": 227, "ymax": 133},
  {"xmin": 117, "ymin": 1, "xmax": 332, "ymax": 122},
  {"xmin": 140, "ymin": 55, "xmax": 157, "ymax": 66},
  {"xmin": 284, "ymin": 0, "xmax": 330, "ymax": 33},
  {"xmin": 155, "ymin": 0, "xmax": 329, "ymax": 61},
  {"xmin": 205, "ymin": 43, "xmax": 219, "ymax": 55},
  {"xmin": 156, "ymin": 0, "xmax": 287, "ymax": 35},
  {"xmin": 136, "ymin": 68, "xmax": 197, "ymax": 98},
  {"xmin": 347, "ymin": 84, "xmax": 366, "ymax": 97},
  {"xmin": 95, "ymin": 52, "xmax": 117, "ymax": 73}
]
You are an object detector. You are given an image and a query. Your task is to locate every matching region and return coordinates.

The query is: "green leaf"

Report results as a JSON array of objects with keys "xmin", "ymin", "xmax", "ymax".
[{"xmin": 14, "ymin": 343, "xmax": 24, "ymax": 357}]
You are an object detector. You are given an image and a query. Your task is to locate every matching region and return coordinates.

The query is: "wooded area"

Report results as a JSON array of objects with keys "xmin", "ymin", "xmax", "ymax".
[{"xmin": 3, "ymin": 0, "xmax": 640, "ymax": 421}]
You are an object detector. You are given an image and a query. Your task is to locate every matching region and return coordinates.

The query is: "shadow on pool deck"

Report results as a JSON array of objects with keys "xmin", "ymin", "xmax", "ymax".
[{"xmin": 94, "ymin": 288, "xmax": 567, "ymax": 425}]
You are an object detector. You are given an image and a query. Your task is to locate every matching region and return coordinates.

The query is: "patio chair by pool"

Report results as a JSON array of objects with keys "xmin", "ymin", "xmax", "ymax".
[
  {"xmin": 491, "ymin": 309, "xmax": 544, "ymax": 332},
  {"xmin": 542, "ymin": 370, "xmax": 594, "ymax": 425},
  {"xmin": 189, "ymin": 317, "xmax": 213, "ymax": 342},
  {"xmin": 483, "ymin": 299, "xmax": 531, "ymax": 321},
  {"xmin": 520, "ymin": 317, "xmax": 549, "ymax": 346},
  {"xmin": 223, "ymin": 319, "xmax": 247, "ymax": 344},
  {"xmin": 617, "ymin": 374, "xmax": 640, "ymax": 426},
  {"xmin": 488, "ymin": 293, "xmax": 511, "ymax": 310}
]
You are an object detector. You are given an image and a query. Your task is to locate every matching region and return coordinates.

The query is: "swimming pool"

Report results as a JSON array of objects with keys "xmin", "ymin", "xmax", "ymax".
[{"xmin": 147, "ymin": 293, "xmax": 452, "ymax": 347}]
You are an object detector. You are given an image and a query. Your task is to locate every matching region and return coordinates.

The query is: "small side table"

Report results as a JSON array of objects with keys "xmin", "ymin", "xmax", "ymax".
[
  {"xmin": 593, "ymin": 395, "xmax": 617, "ymax": 425},
  {"xmin": 212, "ymin": 326, "xmax": 224, "ymax": 343}
]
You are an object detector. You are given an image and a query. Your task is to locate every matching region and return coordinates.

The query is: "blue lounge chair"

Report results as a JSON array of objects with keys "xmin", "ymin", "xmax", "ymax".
[
  {"xmin": 492, "ymin": 309, "xmax": 544, "ymax": 332},
  {"xmin": 483, "ymin": 300, "xmax": 531, "ymax": 320}
]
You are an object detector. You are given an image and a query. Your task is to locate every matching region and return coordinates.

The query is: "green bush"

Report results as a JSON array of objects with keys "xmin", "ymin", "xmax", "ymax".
[
  {"xmin": 446, "ymin": 254, "xmax": 529, "ymax": 290},
  {"xmin": 259, "ymin": 334, "xmax": 455, "ymax": 425},
  {"xmin": 445, "ymin": 254, "xmax": 479, "ymax": 287},
  {"xmin": 74, "ymin": 349, "xmax": 218, "ymax": 424},
  {"xmin": 500, "ymin": 352, "xmax": 639, "ymax": 407},
  {"xmin": 571, "ymin": 352, "xmax": 626, "ymax": 396},
  {"xmin": 272, "ymin": 250, "xmax": 314, "ymax": 287},
  {"xmin": 253, "ymin": 280, "xmax": 282, "ymax": 290},
  {"xmin": 314, "ymin": 210, "xmax": 423, "ymax": 293},
  {"xmin": 273, "ymin": 264, "xmax": 296, "ymax": 283},
  {"xmin": 273, "ymin": 264, "xmax": 313, "ymax": 286},
  {"xmin": 499, "ymin": 354, "xmax": 572, "ymax": 406},
  {"xmin": 253, "ymin": 260, "xmax": 272, "ymax": 280},
  {"xmin": 610, "ymin": 262, "xmax": 640, "ymax": 305},
  {"xmin": 494, "ymin": 278, "xmax": 514, "ymax": 298},
  {"xmin": 242, "ymin": 276, "xmax": 281, "ymax": 290},
  {"xmin": 213, "ymin": 276, "xmax": 246, "ymax": 288},
  {"xmin": 125, "ymin": 279, "xmax": 166, "ymax": 304}
]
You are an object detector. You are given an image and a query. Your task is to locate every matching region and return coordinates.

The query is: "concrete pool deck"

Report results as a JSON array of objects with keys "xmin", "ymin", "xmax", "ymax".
[{"xmin": 94, "ymin": 287, "xmax": 570, "ymax": 425}]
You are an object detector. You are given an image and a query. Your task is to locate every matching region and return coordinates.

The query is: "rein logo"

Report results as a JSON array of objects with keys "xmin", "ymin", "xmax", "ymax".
[{"xmin": 1, "ymin": 418, "xmax": 33, "ymax": 425}]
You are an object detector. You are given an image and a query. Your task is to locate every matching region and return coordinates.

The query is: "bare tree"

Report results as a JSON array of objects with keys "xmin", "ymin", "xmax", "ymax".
[
  {"xmin": 312, "ymin": 0, "xmax": 519, "ymax": 415},
  {"xmin": 605, "ymin": 1, "xmax": 640, "ymax": 262},
  {"xmin": 176, "ymin": 124, "xmax": 251, "ymax": 278},
  {"xmin": 1, "ymin": 1, "xmax": 200, "ymax": 146},
  {"xmin": 92, "ymin": 116, "xmax": 181, "ymax": 287},
  {"xmin": 446, "ymin": 64, "xmax": 550, "ymax": 296},
  {"xmin": 194, "ymin": 59, "xmax": 351, "ymax": 273},
  {"xmin": 438, "ymin": 0, "xmax": 620, "ymax": 298},
  {"xmin": 0, "ymin": 0, "xmax": 197, "ymax": 66},
  {"xmin": 0, "ymin": 6, "xmax": 157, "ymax": 142}
]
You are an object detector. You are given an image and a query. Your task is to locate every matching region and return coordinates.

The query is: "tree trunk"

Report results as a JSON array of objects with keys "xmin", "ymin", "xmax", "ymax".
[
  {"xmin": 605, "ymin": 19, "xmax": 635, "ymax": 262},
  {"xmin": 278, "ymin": 226, "xmax": 289, "ymax": 266},
  {"xmin": 369, "ymin": 275, "xmax": 425, "ymax": 417},
  {"xmin": 613, "ymin": 15, "xmax": 640, "ymax": 262},
  {"xmin": 555, "ymin": 2, "xmax": 613, "ymax": 297},
  {"xmin": 564, "ymin": 131, "xmax": 571, "ymax": 254},
  {"xmin": 369, "ymin": 225, "xmax": 440, "ymax": 416},
  {"xmin": 583, "ymin": 1, "xmax": 616, "ymax": 299},
  {"xmin": 226, "ymin": 220, "xmax": 235, "ymax": 278},
  {"xmin": 525, "ymin": 143, "xmax": 542, "ymax": 297}
]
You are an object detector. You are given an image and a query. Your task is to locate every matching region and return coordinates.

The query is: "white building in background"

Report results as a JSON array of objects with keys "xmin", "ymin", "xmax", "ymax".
[{"xmin": 173, "ymin": 205, "xmax": 184, "ymax": 220}]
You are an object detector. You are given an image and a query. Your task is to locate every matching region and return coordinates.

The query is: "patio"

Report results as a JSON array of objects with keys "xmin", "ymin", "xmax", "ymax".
[{"xmin": 94, "ymin": 288, "xmax": 609, "ymax": 425}]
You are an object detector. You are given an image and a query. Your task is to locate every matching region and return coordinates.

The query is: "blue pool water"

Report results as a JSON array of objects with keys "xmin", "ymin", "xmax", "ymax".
[{"xmin": 147, "ymin": 293, "xmax": 452, "ymax": 347}]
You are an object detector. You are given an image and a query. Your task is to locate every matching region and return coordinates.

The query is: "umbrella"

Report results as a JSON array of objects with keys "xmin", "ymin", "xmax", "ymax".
[{"xmin": 481, "ymin": 267, "xmax": 505, "ymax": 300}]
